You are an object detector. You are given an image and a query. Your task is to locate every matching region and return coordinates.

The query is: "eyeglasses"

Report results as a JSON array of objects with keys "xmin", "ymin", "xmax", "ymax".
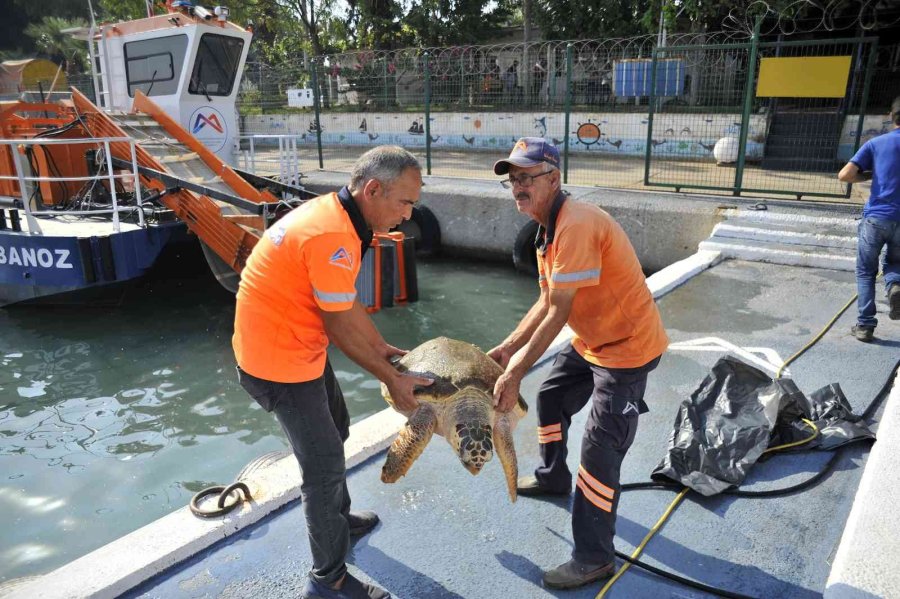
[{"xmin": 500, "ymin": 171, "xmax": 552, "ymax": 189}]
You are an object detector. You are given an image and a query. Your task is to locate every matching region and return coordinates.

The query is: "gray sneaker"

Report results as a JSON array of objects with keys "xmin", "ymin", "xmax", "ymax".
[
  {"xmin": 543, "ymin": 558, "xmax": 615, "ymax": 589},
  {"xmin": 851, "ymin": 324, "xmax": 874, "ymax": 342},
  {"xmin": 889, "ymin": 284, "xmax": 900, "ymax": 320}
]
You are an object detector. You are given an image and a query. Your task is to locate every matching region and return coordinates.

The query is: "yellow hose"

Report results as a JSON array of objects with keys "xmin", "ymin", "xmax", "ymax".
[
  {"xmin": 594, "ymin": 278, "xmax": 863, "ymax": 596},
  {"xmin": 595, "ymin": 487, "xmax": 689, "ymax": 599}
]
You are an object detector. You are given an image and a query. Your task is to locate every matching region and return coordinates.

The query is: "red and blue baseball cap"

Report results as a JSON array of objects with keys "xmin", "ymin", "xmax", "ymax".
[{"xmin": 493, "ymin": 137, "xmax": 561, "ymax": 175}]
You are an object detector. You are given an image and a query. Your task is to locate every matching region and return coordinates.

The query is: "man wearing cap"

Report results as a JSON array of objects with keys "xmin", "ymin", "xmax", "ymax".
[{"xmin": 488, "ymin": 137, "xmax": 668, "ymax": 589}]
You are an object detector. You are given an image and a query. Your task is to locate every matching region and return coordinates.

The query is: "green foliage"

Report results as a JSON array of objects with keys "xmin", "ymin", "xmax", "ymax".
[
  {"xmin": 400, "ymin": 0, "xmax": 516, "ymax": 47},
  {"xmin": 534, "ymin": 0, "xmax": 656, "ymax": 39},
  {"xmin": 24, "ymin": 16, "xmax": 90, "ymax": 73}
]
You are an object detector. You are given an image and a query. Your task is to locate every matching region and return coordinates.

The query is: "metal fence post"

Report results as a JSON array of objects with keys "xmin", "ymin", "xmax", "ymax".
[
  {"xmin": 424, "ymin": 52, "xmax": 432, "ymax": 175},
  {"xmin": 734, "ymin": 17, "xmax": 761, "ymax": 196},
  {"xmin": 310, "ymin": 59, "xmax": 324, "ymax": 169},
  {"xmin": 644, "ymin": 48, "xmax": 660, "ymax": 186},
  {"xmin": 382, "ymin": 57, "xmax": 389, "ymax": 108},
  {"xmin": 563, "ymin": 44, "xmax": 573, "ymax": 183},
  {"xmin": 848, "ymin": 39, "xmax": 879, "ymax": 198}
]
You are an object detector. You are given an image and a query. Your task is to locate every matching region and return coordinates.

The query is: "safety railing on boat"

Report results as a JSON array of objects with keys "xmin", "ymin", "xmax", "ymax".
[
  {"xmin": 236, "ymin": 134, "xmax": 304, "ymax": 188},
  {"xmin": 0, "ymin": 136, "xmax": 144, "ymax": 236}
]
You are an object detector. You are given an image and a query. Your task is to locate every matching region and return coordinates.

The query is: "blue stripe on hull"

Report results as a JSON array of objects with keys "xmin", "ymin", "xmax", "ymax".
[{"xmin": 0, "ymin": 222, "xmax": 187, "ymax": 307}]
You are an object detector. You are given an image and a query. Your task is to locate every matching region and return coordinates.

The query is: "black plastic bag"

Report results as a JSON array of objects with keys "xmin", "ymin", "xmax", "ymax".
[{"xmin": 651, "ymin": 355, "xmax": 874, "ymax": 496}]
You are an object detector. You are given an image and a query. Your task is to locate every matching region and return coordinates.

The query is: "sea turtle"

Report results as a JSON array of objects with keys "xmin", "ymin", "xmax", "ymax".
[{"xmin": 380, "ymin": 336, "xmax": 528, "ymax": 502}]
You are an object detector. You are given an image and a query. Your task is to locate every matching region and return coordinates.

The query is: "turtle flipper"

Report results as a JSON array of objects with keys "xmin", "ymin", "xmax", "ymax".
[
  {"xmin": 381, "ymin": 404, "xmax": 436, "ymax": 483},
  {"xmin": 492, "ymin": 411, "xmax": 518, "ymax": 503}
]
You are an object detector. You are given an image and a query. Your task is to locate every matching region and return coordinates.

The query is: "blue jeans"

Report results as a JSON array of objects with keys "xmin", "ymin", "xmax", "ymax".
[{"xmin": 856, "ymin": 216, "xmax": 900, "ymax": 327}]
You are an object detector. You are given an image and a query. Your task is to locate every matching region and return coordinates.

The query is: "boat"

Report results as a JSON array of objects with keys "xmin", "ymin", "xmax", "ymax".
[{"xmin": 0, "ymin": 1, "xmax": 416, "ymax": 310}]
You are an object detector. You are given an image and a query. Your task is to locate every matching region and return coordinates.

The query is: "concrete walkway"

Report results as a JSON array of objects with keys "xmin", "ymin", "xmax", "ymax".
[{"xmin": 117, "ymin": 260, "xmax": 899, "ymax": 599}]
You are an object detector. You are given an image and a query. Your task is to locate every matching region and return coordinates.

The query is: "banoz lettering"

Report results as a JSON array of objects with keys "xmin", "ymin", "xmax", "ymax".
[{"xmin": 0, "ymin": 245, "xmax": 73, "ymax": 269}]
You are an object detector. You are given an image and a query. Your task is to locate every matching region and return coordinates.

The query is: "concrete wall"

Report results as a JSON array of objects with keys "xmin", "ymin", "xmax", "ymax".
[
  {"xmin": 242, "ymin": 111, "xmax": 767, "ymax": 160},
  {"xmin": 838, "ymin": 114, "xmax": 895, "ymax": 161},
  {"xmin": 302, "ymin": 172, "xmax": 734, "ymax": 272}
]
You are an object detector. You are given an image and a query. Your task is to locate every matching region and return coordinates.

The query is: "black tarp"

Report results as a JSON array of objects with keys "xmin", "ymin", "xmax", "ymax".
[{"xmin": 651, "ymin": 355, "xmax": 875, "ymax": 496}]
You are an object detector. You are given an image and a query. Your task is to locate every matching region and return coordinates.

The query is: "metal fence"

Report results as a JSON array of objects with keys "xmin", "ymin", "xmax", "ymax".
[{"xmin": 238, "ymin": 32, "xmax": 900, "ymax": 203}]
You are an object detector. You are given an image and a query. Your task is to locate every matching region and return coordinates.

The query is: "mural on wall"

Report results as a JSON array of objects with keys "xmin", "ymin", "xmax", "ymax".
[
  {"xmin": 837, "ymin": 116, "xmax": 893, "ymax": 161},
  {"xmin": 244, "ymin": 111, "xmax": 767, "ymax": 159}
]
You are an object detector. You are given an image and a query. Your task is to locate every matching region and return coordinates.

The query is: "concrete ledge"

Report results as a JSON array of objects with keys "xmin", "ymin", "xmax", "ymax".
[
  {"xmin": 301, "ymin": 171, "xmax": 855, "ymax": 273},
  {"xmin": 825, "ymin": 365, "xmax": 900, "ymax": 599},
  {"xmin": 4, "ymin": 248, "xmax": 717, "ymax": 599}
]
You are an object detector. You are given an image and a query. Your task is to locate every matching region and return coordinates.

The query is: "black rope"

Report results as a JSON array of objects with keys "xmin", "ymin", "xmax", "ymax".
[{"xmin": 613, "ymin": 551, "xmax": 758, "ymax": 599}]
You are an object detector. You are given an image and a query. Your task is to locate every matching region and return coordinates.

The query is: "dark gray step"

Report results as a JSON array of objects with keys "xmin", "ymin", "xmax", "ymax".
[
  {"xmin": 760, "ymin": 157, "xmax": 842, "ymax": 172},
  {"xmin": 765, "ymin": 145, "xmax": 837, "ymax": 160}
]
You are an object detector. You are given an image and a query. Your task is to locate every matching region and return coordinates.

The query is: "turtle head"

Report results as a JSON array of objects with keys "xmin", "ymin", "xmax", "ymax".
[{"xmin": 455, "ymin": 423, "xmax": 493, "ymax": 475}]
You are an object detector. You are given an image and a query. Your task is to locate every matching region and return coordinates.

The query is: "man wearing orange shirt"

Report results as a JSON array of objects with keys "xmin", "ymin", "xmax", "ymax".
[
  {"xmin": 489, "ymin": 137, "xmax": 668, "ymax": 590},
  {"xmin": 233, "ymin": 146, "xmax": 433, "ymax": 599}
]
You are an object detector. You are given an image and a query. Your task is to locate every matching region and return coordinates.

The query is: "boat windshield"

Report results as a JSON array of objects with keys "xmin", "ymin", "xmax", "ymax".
[{"xmin": 188, "ymin": 33, "xmax": 244, "ymax": 97}]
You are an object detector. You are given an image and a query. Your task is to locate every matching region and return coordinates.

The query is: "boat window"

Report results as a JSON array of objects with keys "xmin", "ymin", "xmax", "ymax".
[
  {"xmin": 189, "ymin": 34, "xmax": 244, "ymax": 97},
  {"xmin": 124, "ymin": 34, "xmax": 188, "ymax": 97}
]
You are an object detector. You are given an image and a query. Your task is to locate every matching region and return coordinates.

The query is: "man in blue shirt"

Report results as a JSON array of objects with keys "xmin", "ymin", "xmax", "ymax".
[{"xmin": 838, "ymin": 96, "xmax": 900, "ymax": 342}]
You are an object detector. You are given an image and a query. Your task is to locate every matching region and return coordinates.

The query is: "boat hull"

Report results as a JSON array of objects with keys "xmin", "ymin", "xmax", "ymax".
[{"xmin": 0, "ymin": 221, "xmax": 189, "ymax": 307}]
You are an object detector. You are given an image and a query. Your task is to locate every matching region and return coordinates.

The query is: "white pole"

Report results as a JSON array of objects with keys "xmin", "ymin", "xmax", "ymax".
[{"xmin": 104, "ymin": 141, "xmax": 120, "ymax": 233}]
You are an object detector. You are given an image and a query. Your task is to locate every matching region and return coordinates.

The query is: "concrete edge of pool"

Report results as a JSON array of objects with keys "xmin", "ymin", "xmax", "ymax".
[{"xmin": 1, "ymin": 252, "xmax": 723, "ymax": 599}]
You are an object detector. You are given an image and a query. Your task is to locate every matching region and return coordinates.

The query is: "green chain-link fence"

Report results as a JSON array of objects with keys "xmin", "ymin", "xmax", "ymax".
[{"xmin": 236, "ymin": 31, "xmax": 896, "ymax": 203}]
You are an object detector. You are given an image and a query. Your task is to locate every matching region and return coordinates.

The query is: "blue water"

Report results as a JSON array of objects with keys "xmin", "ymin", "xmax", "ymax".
[{"xmin": 0, "ymin": 253, "xmax": 537, "ymax": 583}]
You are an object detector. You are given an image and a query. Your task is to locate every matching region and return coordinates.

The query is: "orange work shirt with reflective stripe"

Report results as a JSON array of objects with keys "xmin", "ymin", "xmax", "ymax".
[
  {"xmin": 536, "ymin": 195, "xmax": 668, "ymax": 369},
  {"xmin": 233, "ymin": 191, "xmax": 365, "ymax": 383}
]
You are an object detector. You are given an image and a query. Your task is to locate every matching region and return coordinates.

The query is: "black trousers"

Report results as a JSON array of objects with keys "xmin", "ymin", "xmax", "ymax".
[
  {"xmin": 534, "ymin": 343, "xmax": 660, "ymax": 564},
  {"xmin": 237, "ymin": 360, "xmax": 351, "ymax": 586}
]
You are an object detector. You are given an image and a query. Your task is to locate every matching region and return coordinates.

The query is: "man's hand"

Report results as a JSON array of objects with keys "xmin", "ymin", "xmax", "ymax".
[
  {"xmin": 380, "ymin": 342, "xmax": 407, "ymax": 362},
  {"xmin": 386, "ymin": 372, "xmax": 433, "ymax": 413},
  {"xmin": 493, "ymin": 370, "xmax": 522, "ymax": 413},
  {"xmin": 488, "ymin": 344, "xmax": 514, "ymax": 369}
]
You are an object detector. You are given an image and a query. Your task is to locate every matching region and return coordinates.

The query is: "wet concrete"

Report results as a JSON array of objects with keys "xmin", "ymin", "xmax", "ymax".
[{"xmin": 124, "ymin": 260, "xmax": 900, "ymax": 599}]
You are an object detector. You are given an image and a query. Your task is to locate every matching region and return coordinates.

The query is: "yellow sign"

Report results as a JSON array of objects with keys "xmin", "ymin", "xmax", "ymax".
[{"xmin": 756, "ymin": 56, "xmax": 852, "ymax": 98}]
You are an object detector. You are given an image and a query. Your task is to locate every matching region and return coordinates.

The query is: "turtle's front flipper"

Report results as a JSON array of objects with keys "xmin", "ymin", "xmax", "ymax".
[
  {"xmin": 381, "ymin": 404, "xmax": 436, "ymax": 483},
  {"xmin": 492, "ymin": 411, "xmax": 518, "ymax": 502}
]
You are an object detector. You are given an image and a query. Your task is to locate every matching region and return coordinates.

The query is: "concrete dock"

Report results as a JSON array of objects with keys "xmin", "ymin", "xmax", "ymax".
[{"xmin": 62, "ymin": 258, "xmax": 897, "ymax": 599}]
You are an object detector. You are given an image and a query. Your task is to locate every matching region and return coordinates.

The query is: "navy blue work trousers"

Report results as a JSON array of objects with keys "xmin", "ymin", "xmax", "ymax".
[
  {"xmin": 533, "ymin": 343, "xmax": 660, "ymax": 565},
  {"xmin": 237, "ymin": 360, "xmax": 351, "ymax": 587}
]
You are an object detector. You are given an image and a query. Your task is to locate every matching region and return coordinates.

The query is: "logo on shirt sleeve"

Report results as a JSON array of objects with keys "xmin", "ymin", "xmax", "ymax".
[
  {"xmin": 267, "ymin": 222, "xmax": 287, "ymax": 246},
  {"xmin": 329, "ymin": 247, "xmax": 354, "ymax": 270}
]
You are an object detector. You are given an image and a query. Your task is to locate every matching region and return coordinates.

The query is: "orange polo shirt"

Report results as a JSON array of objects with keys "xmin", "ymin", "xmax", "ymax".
[
  {"xmin": 536, "ymin": 194, "xmax": 668, "ymax": 369},
  {"xmin": 232, "ymin": 189, "xmax": 370, "ymax": 383}
]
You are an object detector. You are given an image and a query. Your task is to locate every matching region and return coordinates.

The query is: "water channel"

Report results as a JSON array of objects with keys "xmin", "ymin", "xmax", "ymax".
[{"xmin": 0, "ymin": 251, "xmax": 538, "ymax": 582}]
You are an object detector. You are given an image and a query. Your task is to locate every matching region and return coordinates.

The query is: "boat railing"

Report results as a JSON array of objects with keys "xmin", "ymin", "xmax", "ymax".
[
  {"xmin": 235, "ymin": 134, "xmax": 305, "ymax": 188},
  {"xmin": 0, "ymin": 136, "xmax": 145, "ymax": 235}
]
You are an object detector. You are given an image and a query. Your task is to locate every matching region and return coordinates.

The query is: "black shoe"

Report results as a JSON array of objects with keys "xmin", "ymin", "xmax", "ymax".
[
  {"xmin": 889, "ymin": 284, "xmax": 900, "ymax": 320},
  {"xmin": 302, "ymin": 574, "xmax": 391, "ymax": 599},
  {"xmin": 543, "ymin": 558, "xmax": 615, "ymax": 589},
  {"xmin": 348, "ymin": 510, "xmax": 379, "ymax": 536},
  {"xmin": 516, "ymin": 476, "xmax": 570, "ymax": 497},
  {"xmin": 851, "ymin": 324, "xmax": 874, "ymax": 342}
]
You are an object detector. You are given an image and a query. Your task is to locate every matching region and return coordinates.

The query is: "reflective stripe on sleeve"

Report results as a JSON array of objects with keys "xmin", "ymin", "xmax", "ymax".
[
  {"xmin": 313, "ymin": 288, "xmax": 357, "ymax": 304},
  {"xmin": 550, "ymin": 268, "xmax": 600, "ymax": 283}
]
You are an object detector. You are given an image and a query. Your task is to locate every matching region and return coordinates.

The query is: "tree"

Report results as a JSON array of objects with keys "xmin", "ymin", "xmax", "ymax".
[
  {"xmin": 534, "ymin": 0, "xmax": 655, "ymax": 40},
  {"xmin": 400, "ymin": 0, "xmax": 516, "ymax": 47},
  {"xmin": 25, "ymin": 17, "xmax": 90, "ymax": 74}
]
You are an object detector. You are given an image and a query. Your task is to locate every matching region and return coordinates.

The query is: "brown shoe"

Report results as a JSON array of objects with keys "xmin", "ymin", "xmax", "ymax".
[
  {"xmin": 516, "ymin": 476, "xmax": 570, "ymax": 497},
  {"xmin": 543, "ymin": 559, "xmax": 615, "ymax": 589},
  {"xmin": 889, "ymin": 284, "xmax": 900, "ymax": 320}
]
